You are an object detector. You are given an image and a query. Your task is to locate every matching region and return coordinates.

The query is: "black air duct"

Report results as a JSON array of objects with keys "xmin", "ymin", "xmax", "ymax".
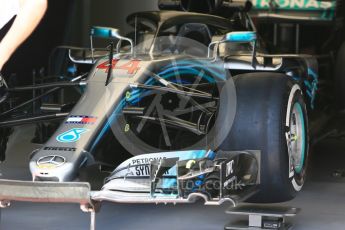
[
  {"xmin": 181, "ymin": 0, "xmax": 223, "ymax": 13},
  {"xmin": 158, "ymin": 0, "xmax": 252, "ymax": 14},
  {"xmin": 158, "ymin": 0, "xmax": 224, "ymax": 13}
]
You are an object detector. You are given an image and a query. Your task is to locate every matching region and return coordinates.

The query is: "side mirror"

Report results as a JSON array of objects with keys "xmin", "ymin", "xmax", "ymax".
[
  {"xmin": 208, "ymin": 31, "xmax": 257, "ymax": 68},
  {"xmin": 91, "ymin": 27, "xmax": 122, "ymax": 40},
  {"xmin": 225, "ymin": 31, "xmax": 257, "ymax": 43},
  {"xmin": 90, "ymin": 26, "xmax": 134, "ymax": 56}
]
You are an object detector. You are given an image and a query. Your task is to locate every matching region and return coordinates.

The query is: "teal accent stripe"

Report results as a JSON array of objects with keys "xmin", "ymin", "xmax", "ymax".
[{"xmin": 294, "ymin": 102, "xmax": 306, "ymax": 174}]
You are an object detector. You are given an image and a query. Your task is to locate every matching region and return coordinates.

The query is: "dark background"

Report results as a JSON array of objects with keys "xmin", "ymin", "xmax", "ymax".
[{"xmin": 2, "ymin": 0, "xmax": 158, "ymax": 86}]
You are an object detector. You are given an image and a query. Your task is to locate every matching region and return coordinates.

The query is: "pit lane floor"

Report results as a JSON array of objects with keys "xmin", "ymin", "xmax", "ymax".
[{"xmin": 1, "ymin": 125, "xmax": 345, "ymax": 230}]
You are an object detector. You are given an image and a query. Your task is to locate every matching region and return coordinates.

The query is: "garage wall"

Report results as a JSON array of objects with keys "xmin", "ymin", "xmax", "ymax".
[
  {"xmin": 90, "ymin": 0, "xmax": 158, "ymax": 32},
  {"xmin": 67, "ymin": 0, "xmax": 158, "ymax": 46},
  {"xmin": 3, "ymin": 0, "xmax": 159, "ymax": 85},
  {"xmin": 3, "ymin": 0, "xmax": 73, "ymax": 84}
]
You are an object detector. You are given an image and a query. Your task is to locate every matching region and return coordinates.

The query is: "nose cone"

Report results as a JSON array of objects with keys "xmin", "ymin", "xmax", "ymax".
[
  {"xmin": 30, "ymin": 156, "xmax": 75, "ymax": 182},
  {"xmin": 29, "ymin": 151, "xmax": 87, "ymax": 182}
]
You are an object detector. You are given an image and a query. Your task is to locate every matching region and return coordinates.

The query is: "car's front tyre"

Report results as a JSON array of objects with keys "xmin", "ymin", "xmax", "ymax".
[{"xmin": 220, "ymin": 72, "xmax": 309, "ymax": 203}]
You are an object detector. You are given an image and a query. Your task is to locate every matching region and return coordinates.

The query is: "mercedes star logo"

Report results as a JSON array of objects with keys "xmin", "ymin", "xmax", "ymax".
[{"xmin": 36, "ymin": 155, "xmax": 66, "ymax": 169}]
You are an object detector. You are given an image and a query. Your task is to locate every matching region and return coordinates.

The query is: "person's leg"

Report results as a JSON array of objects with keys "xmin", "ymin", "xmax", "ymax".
[
  {"xmin": 0, "ymin": 0, "xmax": 47, "ymax": 71},
  {"xmin": 0, "ymin": 17, "xmax": 15, "ymax": 100}
]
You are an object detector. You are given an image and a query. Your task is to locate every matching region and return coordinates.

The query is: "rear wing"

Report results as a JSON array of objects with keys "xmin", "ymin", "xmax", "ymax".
[
  {"xmin": 158, "ymin": 0, "xmax": 338, "ymax": 22},
  {"xmin": 250, "ymin": 0, "xmax": 337, "ymax": 22}
]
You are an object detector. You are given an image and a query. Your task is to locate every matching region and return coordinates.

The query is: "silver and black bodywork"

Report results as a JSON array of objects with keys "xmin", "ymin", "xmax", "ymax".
[
  {"xmin": 0, "ymin": 1, "xmax": 315, "ymax": 207},
  {"xmin": 243, "ymin": 0, "xmax": 345, "ymax": 110}
]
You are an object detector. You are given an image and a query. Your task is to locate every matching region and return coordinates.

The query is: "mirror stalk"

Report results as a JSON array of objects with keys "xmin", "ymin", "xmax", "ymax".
[
  {"xmin": 90, "ymin": 27, "xmax": 135, "ymax": 57},
  {"xmin": 105, "ymin": 42, "xmax": 114, "ymax": 86}
]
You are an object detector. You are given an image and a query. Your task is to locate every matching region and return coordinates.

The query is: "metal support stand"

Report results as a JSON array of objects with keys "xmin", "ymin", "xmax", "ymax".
[
  {"xmin": 90, "ymin": 211, "xmax": 96, "ymax": 230},
  {"xmin": 224, "ymin": 204, "xmax": 300, "ymax": 230},
  {"xmin": 81, "ymin": 202, "xmax": 100, "ymax": 230}
]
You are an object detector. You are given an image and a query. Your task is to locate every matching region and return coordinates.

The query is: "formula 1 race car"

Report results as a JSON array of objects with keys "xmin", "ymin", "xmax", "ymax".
[{"xmin": 0, "ymin": 0, "xmax": 314, "ymax": 214}]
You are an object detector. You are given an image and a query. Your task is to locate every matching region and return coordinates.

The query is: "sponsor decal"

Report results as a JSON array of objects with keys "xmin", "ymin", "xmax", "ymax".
[
  {"xmin": 132, "ymin": 157, "xmax": 167, "ymax": 165},
  {"xmin": 252, "ymin": 0, "xmax": 335, "ymax": 11},
  {"xmin": 36, "ymin": 155, "xmax": 66, "ymax": 169},
  {"xmin": 66, "ymin": 115, "xmax": 97, "ymax": 124},
  {"xmin": 135, "ymin": 165, "xmax": 170, "ymax": 176},
  {"xmin": 130, "ymin": 157, "xmax": 170, "ymax": 176},
  {"xmin": 43, "ymin": 147, "xmax": 77, "ymax": 152},
  {"xmin": 135, "ymin": 165, "xmax": 151, "ymax": 176},
  {"xmin": 97, "ymin": 59, "xmax": 141, "ymax": 74},
  {"xmin": 226, "ymin": 160, "xmax": 234, "ymax": 177},
  {"xmin": 56, "ymin": 128, "xmax": 89, "ymax": 143}
]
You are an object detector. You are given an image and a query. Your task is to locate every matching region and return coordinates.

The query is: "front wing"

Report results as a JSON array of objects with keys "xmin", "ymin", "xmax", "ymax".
[{"xmin": 0, "ymin": 150, "xmax": 260, "ymax": 211}]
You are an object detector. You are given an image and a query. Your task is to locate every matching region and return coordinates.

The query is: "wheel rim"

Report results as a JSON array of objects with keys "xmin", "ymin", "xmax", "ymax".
[{"xmin": 287, "ymin": 102, "xmax": 306, "ymax": 174}]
